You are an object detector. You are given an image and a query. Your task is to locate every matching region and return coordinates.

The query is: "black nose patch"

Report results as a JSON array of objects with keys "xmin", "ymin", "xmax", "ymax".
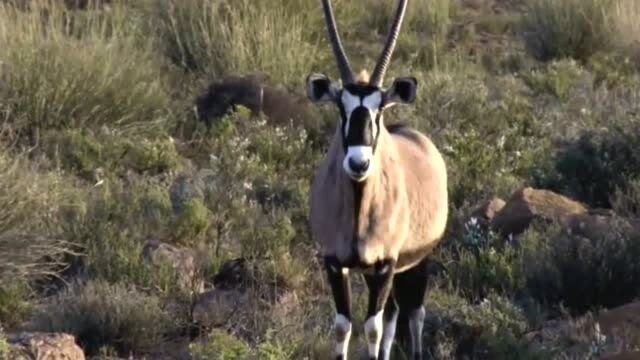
[
  {"xmin": 345, "ymin": 107, "xmax": 373, "ymax": 146},
  {"xmin": 348, "ymin": 157, "xmax": 370, "ymax": 173}
]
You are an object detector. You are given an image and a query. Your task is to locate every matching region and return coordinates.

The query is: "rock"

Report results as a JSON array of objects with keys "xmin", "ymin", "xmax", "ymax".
[
  {"xmin": 8, "ymin": 332, "xmax": 85, "ymax": 360},
  {"xmin": 600, "ymin": 351, "xmax": 640, "ymax": 360},
  {"xmin": 141, "ymin": 240, "xmax": 204, "ymax": 294},
  {"xmin": 470, "ymin": 197, "xmax": 506, "ymax": 223},
  {"xmin": 192, "ymin": 289, "xmax": 249, "ymax": 328},
  {"xmin": 524, "ymin": 302, "xmax": 640, "ymax": 358},
  {"xmin": 595, "ymin": 302, "xmax": 640, "ymax": 347},
  {"xmin": 491, "ymin": 187, "xmax": 588, "ymax": 236}
]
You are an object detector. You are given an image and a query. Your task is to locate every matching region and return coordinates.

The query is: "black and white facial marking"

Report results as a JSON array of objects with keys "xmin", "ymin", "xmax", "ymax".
[
  {"xmin": 339, "ymin": 84, "xmax": 383, "ymax": 182},
  {"xmin": 306, "ymin": 73, "xmax": 418, "ymax": 183}
]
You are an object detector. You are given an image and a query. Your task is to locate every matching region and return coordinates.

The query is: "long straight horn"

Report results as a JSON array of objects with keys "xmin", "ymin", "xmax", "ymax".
[
  {"xmin": 370, "ymin": 0, "xmax": 408, "ymax": 87},
  {"xmin": 321, "ymin": 0, "xmax": 354, "ymax": 85}
]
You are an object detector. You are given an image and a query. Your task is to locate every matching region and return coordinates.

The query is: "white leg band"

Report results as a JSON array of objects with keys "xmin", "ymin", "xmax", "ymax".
[
  {"xmin": 380, "ymin": 310, "xmax": 398, "ymax": 360},
  {"xmin": 364, "ymin": 310, "xmax": 384, "ymax": 358},
  {"xmin": 335, "ymin": 313, "xmax": 352, "ymax": 358},
  {"xmin": 409, "ymin": 307, "xmax": 426, "ymax": 357}
]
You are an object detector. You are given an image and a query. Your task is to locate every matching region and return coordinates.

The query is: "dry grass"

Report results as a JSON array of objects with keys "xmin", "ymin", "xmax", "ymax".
[
  {"xmin": 149, "ymin": 0, "xmax": 322, "ymax": 85},
  {"xmin": 612, "ymin": 0, "xmax": 640, "ymax": 60},
  {"xmin": 0, "ymin": 0, "xmax": 170, "ymax": 137},
  {"xmin": 0, "ymin": 146, "xmax": 70, "ymax": 284}
]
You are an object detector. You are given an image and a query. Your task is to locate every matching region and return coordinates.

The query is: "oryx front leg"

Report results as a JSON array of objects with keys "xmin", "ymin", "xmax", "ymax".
[
  {"xmin": 364, "ymin": 260, "xmax": 395, "ymax": 360},
  {"xmin": 325, "ymin": 257, "xmax": 352, "ymax": 360}
]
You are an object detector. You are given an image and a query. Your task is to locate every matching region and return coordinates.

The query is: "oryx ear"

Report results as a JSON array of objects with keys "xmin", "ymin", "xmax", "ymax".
[
  {"xmin": 306, "ymin": 73, "xmax": 338, "ymax": 103},
  {"xmin": 383, "ymin": 77, "xmax": 417, "ymax": 107}
]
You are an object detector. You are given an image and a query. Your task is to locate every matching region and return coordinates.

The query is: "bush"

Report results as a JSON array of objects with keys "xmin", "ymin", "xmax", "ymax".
[
  {"xmin": 525, "ymin": 222, "xmax": 640, "ymax": 314},
  {"xmin": 172, "ymin": 198, "xmax": 211, "ymax": 245},
  {"xmin": 611, "ymin": 177, "xmax": 640, "ymax": 218},
  {"xmin": 29, "ymin": 280, "xmax": 174, "ymax": 356},
  {"xmin": 586, "ymin": 52, "xmax": 639, "ymax": 89},
  {"xmin": 520, "ymin": 0, "xmax": 615, "ymax": 62},
  {"xmin": 422, "ymin": 289, "xmax": 540, "ymax": 360},
  {"xmin": 59, "ymin": 179, "xmax": 190, "ymax": 293},
  {"xmin": 539, "ymin": 125, "xmax": 640, "ymax": 208},
  {"xmin": 190, "ymin": 329, "xmax": 251, "ymax": 360},
  {"xmin": 0, "ymin": 146, "xmax": 68, "ymax": 285},
  {"xmin": 42, "ymin": 129, "xmax": 180, "ymax": 180},
  {"xmin": 184, "ymin": 112, "xmax": 315, "ymax": 288},
  {"xmin": 439, "ymin": 220, "xmax": 526, "ymax": 301},
  {"xmin": 0, "ymin": 283, "xmax": 33, "ymax": 330},
  {"xmin": 413, "ymin": 67, "xmax": 550, "ymax": 206},
  {"xmin": 0, "ymin": 0, "xmax": 170, "ymax": 138},
  {"xmin": 0, "ymin": 326, "xmax": 9, "ymax": 359},
  {"xmin": 521, "ymin": 59, "xmax": 586, "ymax": 102}
]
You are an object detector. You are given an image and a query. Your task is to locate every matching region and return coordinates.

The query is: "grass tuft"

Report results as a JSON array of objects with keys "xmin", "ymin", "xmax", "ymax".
[
  {"xmin": 0, "ymin": 0, "xmax": 170, "ymax": 139},
  {"xmin": 29, "ymin": 279, "xmax": 175, "ymax": 356},
  {"xmin": 148, "ymin": 0, "xmax": 322, "ymax": 85},
  {"xmin": 520, "ymin": 0, "xmax": 614, "ymax": 62}
]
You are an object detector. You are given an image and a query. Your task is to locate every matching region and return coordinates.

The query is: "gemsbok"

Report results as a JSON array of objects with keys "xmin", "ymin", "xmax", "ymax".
[{"xmin": 306, "ymin": 0, "xmax": 449, "ymax": 359}]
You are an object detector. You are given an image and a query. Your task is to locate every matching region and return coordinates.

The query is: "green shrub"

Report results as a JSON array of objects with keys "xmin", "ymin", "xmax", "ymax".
[
  {"xmin": 611, "ymin": 177, "xmax": 640, "ymax": 218},
  {"xmin": 0, "ymin": 326, "xmax": 9, "ymax": 359},
  {"xmin": 255, "ymin": 330, "xmax": 299, "ymax": 360},
  {"xmin": 60, "ymin": 180, "xmax": 184, "ymax": 291},
  {"xmin": 538, "ymin": 125, "xmax": 640, "ymax": 208},
  {"xmin": 190, "ymin": 329, "xmax": 251, "ymax": 360},
  {"xmin": 525, "ymin": 222, "xmax": 640, "ymax": 314},
  {"xmin": 413, "ymin": 68, "xmax": 549, "ymax": 205},
  {"xmin": 0, "ymin": 0, "xmax": 170, "ymax": 138},
  {"xmin": 587, "ymin": 52, "xmax": 639, "ymax": 89},
  {"xmin": 437, "ymin": 216, "xmax": 529, "ymax": 301},
  {"xmin": 422, "ymin": 289, "xmax": 540, "ymax": 360},
  {"xmin": 29, "ymin": 280, "xmax": 174, "ymax": 356},
  {"xmin": 121, "ymin": 136, "xmax": 181, "ymax": 174},
  {"xmin": 521, "ymin": 59, "xmax": 586, "ymax": 102},
  {"xmin": 43, "ymin": 129, "xmax": 181, "ymax": 180},
  {"xmin": 520, "ymin": 0, "xmax": 615, "ymax": 62},
  {"xmin": 0, "ymin": 283, "xmax": 33, "ymax": 330},
  {"xmin": 201, "ymin": 114, "xmax": 315, "ymax": 288},
  {"xmin": 172, "ymin": 198, "xmax": 211, "ymax": 245}
]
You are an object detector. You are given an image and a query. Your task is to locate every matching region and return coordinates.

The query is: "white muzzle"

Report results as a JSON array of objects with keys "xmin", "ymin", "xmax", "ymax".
[{"xmin": 343, "ymin": 146, "xmax": 373, "ymax": 181}]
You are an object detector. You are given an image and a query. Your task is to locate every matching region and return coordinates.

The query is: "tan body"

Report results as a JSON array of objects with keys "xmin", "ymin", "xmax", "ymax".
[{"xmin": 310, "ymin": 123, "xmax": 448, "ymax": 272}]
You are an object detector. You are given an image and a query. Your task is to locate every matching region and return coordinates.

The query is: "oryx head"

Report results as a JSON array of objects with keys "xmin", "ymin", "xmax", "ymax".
[{"xmin": 306, "ymin": 0, "xmax": 417, "ymax": 182}]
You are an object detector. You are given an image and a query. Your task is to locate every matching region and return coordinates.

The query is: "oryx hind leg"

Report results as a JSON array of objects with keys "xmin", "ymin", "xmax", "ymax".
[
  {"xmin": 379, "ymin": 291, "xmax": 399, "ymax": 360},
  {"xmin": 394, "ymin": 257, "xmax": 429, "ymax": 360}
]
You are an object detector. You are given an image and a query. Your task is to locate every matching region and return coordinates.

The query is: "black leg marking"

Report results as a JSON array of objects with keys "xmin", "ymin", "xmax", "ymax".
[
  {"xmin": 394, "ymin": 257, "xmax": 429, "ymax": 360},
  {"xmin": 363, "ymin": 259, "xmax": 396, "ymax": 360},
  {"xmin": 324, "ymin": 256, "xmax": 352, "ymax": 360},
  {"xmin": 364, "ymin": 260, "xmax": 396, "ymax": 318}
]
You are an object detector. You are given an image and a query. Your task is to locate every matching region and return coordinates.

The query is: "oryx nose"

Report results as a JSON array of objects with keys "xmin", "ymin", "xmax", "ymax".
[{"xmin": 348, "ymin": 157, "xmax": 370, "ymax": 173}]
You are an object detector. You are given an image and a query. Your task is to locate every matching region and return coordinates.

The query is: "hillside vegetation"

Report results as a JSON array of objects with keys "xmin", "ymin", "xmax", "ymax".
[{"xmin": 1, "ymin": 0, "xmax": 640, "ymax": 359}]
